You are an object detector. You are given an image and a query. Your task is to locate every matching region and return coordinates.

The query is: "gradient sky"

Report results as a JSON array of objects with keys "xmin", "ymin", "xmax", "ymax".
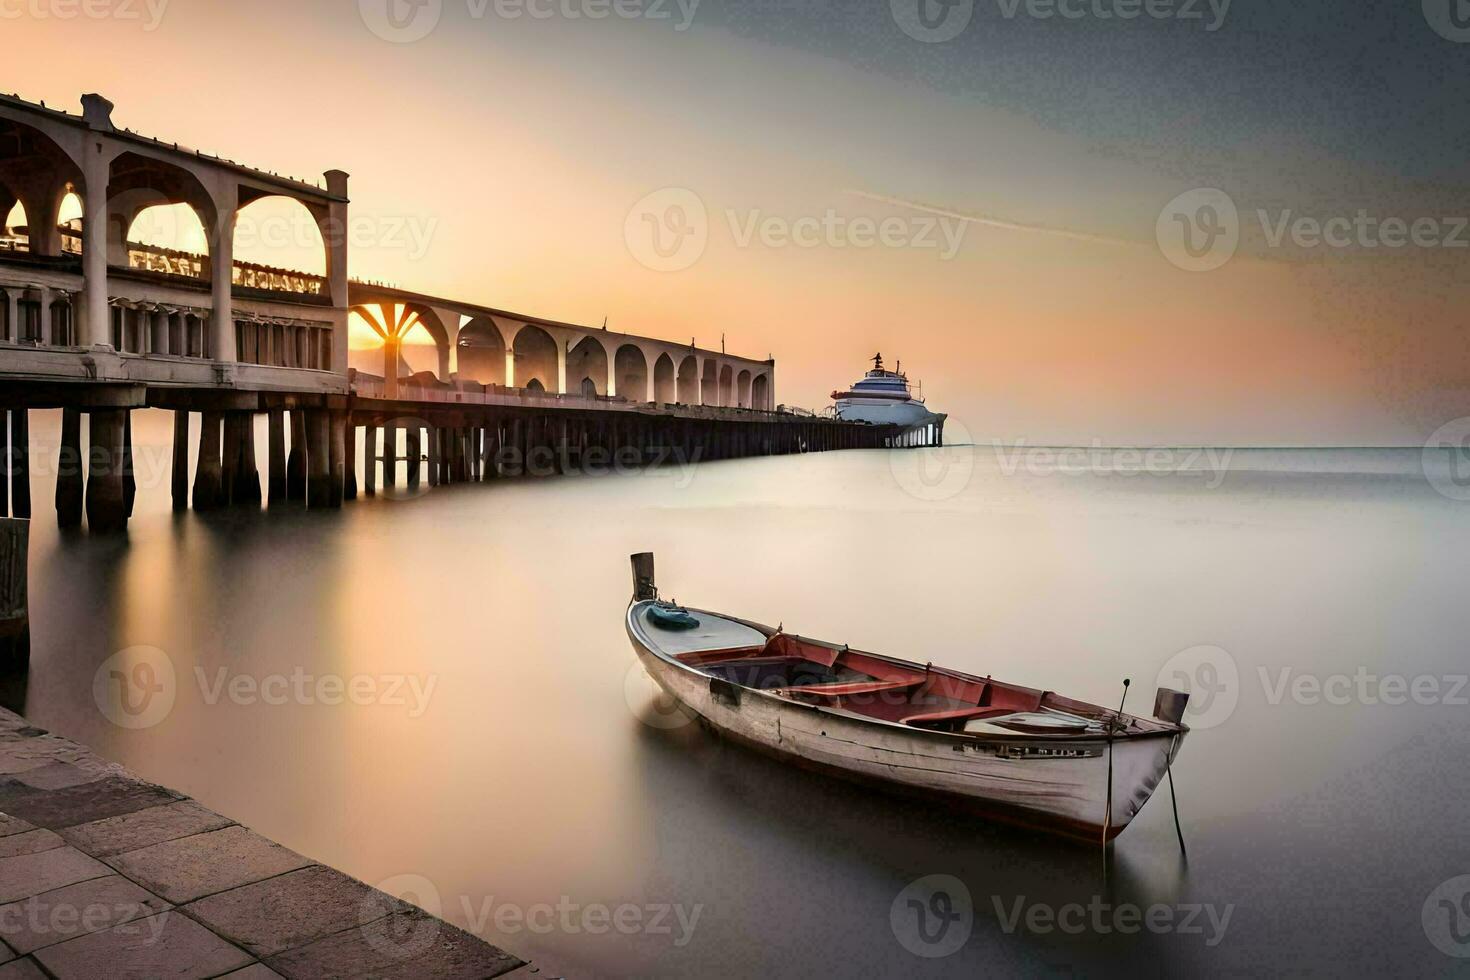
[{"xmin": 5, "ymin": 0, "xmax": 1467, "ymax": 444}]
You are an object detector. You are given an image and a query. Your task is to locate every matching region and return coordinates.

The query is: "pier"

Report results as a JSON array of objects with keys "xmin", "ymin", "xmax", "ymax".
[{"xmin": 0, "ymin": 93, "xmax": 942, "ymax": 535}]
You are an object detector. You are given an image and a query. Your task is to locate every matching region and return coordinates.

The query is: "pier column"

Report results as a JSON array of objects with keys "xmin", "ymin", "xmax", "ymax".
[
  {"xmin": 193, "ymin": 412, "xmax": 223, "ymax": 511},
  {"xmin": 235, "ymin": 413, "xmax": 261, "ymax": 505},
  {"xmin": 305, "ymin": 410, "xmax": 331, "ymax": 509},
  {"xmin": 428, "ymin": 426, "xmax": 442, "ymax": 486},
  {"xmin": 9, "ymin": 410, "xmax": 29, "ymax": 519},
  {"xmin": 382, "ymin": 422, "xmax": 397, "ymax": 490},
  {"xmin": 344, "ymin": 420, "xmax": 358, "ymax": 501},
  {"xmin": 172, "ymin": 410, "xmax": 190, "ymax": 512},
  {"xmin": 85, "ymin": 409, "xmax": 128, "ymax": 533},
  {"xmin": 267, "ymin": 409, "xmax": 287, "ymax": 505},
  {"xmin": 220, "ymin": 414, "xmax": 240, "ymax": 506},
  {"xmin": 329, "ymin": 413, "xmax": 346, "ymax": 508},
  {"xmin": 406, "ymin": 426, "xmax": 421, "ymax": 490},
  {"xmin": 56, "ymin": 408, "xmax": 83, "ymax": 528},
  {"xmin": 363, "ymin": 422, "xmax": 377, "ymax": 496},
  {"xmin": 483, "ymin": 418, "xmax": 499, "ymax": 479},
  {"xmin": 0, "ymin": 414, "xmax": 9, "ymax": 517},
  {"xmin": 287, "ymin": 411, "xmax": 307, "ymax": 501},
  {"xmin": 121, "ymin": 412, "xmax": 136, "ymax": 517}
]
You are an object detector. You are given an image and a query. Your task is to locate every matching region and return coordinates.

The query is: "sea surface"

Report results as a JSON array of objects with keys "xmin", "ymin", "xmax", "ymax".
[{"xmin": 10, "ymin": 409, "xmax": 1470, "ymax": 977}]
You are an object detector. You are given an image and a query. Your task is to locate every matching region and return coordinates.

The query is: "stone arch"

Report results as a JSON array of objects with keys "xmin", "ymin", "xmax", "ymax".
[
  {"xmin": 513, "ymin": 325, "xmax": 558, "ymax": 392},
  {"xmin": 752, "ymin": 373, "xmax": 771, "ymax": 411},
  {"xmin": 677, "ymin": 356, "xmax": 699, "ymax": 405},
  {"xmin": 0, "ymin": 115, "xmax": 86, "ymax": 257},
  {"xmin": 701, "ymin": 359, "xmax": 718, "ymax": 406},
  {"xmin": 567, "ymin": 335, "xmax": 609, "ymax": 397},
  {"xmin": 232, "ymin": 194, "xmax": 328, "ymax": 288},
  {"xmin": 615, "ymin": 344, "xmax": 649, "ymax": 402},
  {"xmin": 653, "ymin": 353, "xmax": 677, "ymax": 403},
  {"xmin": 458, "ymin": 316, "xmax": 507, "ymax": 385},
  {"xmin": 737, "ymin": 369, "xmax": 752, "ymax": 409},
  {"xmin": 107, "ymin": 151, "xmax": 218, "ymax": 272},
  {"xmin": 719, "ymin": 364, "xmax": 733, "ymax": 407},
  {"xmin": 526, "ymin": 378, "xmax": 546, "ymax": 393}
]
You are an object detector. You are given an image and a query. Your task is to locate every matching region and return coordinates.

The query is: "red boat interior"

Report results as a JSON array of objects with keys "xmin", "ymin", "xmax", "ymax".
[{"xmin": 675, "ymin": 633, "xmax": 1102, "ymax": 733}]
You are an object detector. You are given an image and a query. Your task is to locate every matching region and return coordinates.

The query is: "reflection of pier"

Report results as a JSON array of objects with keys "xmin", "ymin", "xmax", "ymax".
[{"xmin": 0, "ymin": 93, "xmax": 932, "ymax": 534}]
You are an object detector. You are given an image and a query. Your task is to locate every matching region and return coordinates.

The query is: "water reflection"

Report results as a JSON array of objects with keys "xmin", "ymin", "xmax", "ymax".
[{"xmin": 13, "ymin": 409, "xmax": 1470, "ymax": 975}]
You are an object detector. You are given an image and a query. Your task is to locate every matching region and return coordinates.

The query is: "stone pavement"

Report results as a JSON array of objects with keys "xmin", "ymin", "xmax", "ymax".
[{"xmin": 0, "ymin": 707, "xmax": 528, "ymax": 979}]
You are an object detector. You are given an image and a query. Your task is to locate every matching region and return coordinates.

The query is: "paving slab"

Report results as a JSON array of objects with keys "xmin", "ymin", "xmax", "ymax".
[
  {"xmin": 0, "ymin": 814, "xmax": 34, "ymax": 838},
  {"xmin": 266, "ymin": 908, "xmax": 523, "ymax": 980},
  {"xmin": 0, "ymin": 735, "xmax": 91, "ymax": 776},
  {"xmin": 60, "ymin": 801, "xmax": 234, "ymax": 858},
  {"xmin": 0, "ymin": 847, "xmax": 111, "ymax": 905},
  {"xmin": 0, "ymin": 873, "xmax": 171, "ymax": 955},
  {"xmin": 219, "ymin": 965, "xmax": 286, "ymax": 979},
  {"xmin": 35, "ymin": 910, "xmax": 254, "ymax": 980},
  {"xmin": 0, "ymin": 958, "xmax": 47, "ymax": 980},
  {"xmin": 0, "ymin": 829, "xmax": 64, "ymax": 858},
  {"xmin": 0, "ymin": 939, "xmax": 10, "ymax": 964},
  {"xmin": 13, "ymin": 760, "xmax": 115, "ymax": 791},
  {"xmin": 105, "ymin": 826, "xmax": 311, "ymax": 904},
  {"xmin": 0, "ymin": 775, "xmax": 181, "ymax": 829},
  {"xmin": 181, "ymin": 864, "xmax": 406, "ymax": 958}
]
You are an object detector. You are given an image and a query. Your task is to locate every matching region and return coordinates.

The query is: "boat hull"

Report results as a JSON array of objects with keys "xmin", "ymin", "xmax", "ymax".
[
  {"xmin": 627, "ymin": 610, "xmax": 1182, "ymax": 842},
  {"xmin": 833, "ymin": 397, "xmax": 945, "ymax": 430}
]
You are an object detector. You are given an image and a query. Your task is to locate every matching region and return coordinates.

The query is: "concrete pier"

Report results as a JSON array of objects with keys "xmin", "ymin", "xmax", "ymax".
[
  {"xmin": 54, "ymin": 410, "xmax": 82, "ymax": 530},
  {"xmin": 0, "ymin": 519, "xmax": 26, "ymax": 674},
  {"xmin": 0, "ymin": 707, "xmax": 524, "ymax": 979},
  {"xmin": 84, "ymin": 410, "xmax": 127, "ymax": 535}
]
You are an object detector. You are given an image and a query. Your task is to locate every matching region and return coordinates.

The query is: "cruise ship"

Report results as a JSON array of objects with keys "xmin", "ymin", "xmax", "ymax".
[{"xmin": 832, "ymin": 354, "xmax": 946, "ymax": 431}]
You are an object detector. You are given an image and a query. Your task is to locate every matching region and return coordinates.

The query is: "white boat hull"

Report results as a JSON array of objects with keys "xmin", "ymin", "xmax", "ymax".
[
  {"xmin": 626, "ymin": 602, "xmax": 1182, "ymax": 841},
  {"xmin": 834, "ymin": 397, "xmax": 945, "ymax": 430}
]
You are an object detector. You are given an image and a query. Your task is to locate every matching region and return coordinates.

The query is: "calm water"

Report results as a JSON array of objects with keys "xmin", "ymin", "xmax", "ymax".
[{"xmin": 10, "ymin": 410, "xmax": 1470, "ymax": 977}]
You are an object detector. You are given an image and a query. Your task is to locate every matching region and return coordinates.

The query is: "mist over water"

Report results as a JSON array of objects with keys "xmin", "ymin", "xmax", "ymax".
[{"xmin": 13, "ymin": 409, "xmax": 1470, "ymax": 976}]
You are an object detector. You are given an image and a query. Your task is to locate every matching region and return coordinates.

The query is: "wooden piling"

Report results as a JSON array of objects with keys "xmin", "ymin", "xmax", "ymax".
[
  {"xmin": 363, "ymin": 422, "xmax": 377, "ymax": 496},
  {"xmin": 329, "ymin": 412, "xmax": 346, "ymax": 508},
  {"xmin": 122, "ymin": 411, "xmax": 136, "ymax": 517},
  {"xmin": 55, "ymin": 408, "xmax": 83, "ymax": 528},
  {"xmin": 172, "ymin": 410, "xmax": 190, "ymax": 512},
  {"xmin": 0, "ymin": 518, "xmax": 27, "ymax": 674},
  {"xmin": 267, "ymin": 408, "xmax": 287, "ymax": 505},
  {"xmin": 85, "ymin": 409, "xmax": 129, "ymax": 533},
  {"xmin": 193, "ymin": 412, "xmax": 223, "ymax": 511},
  {"xmin": 305, "ymin": 410, "xmax": 331, "ymax": 509},
  {"xmin": 344, "ymin": 419, "xmax": 358, "ymax": 501},
  {"xmin": 9, "ymin": 409, "xmax": 27, "ymax": 520},
  {"xmin": 287, "ymin": 411, "xmax": 307, "ymax": 501}
]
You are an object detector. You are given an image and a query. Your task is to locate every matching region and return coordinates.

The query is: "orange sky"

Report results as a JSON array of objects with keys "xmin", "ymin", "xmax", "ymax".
[{"xmin": 6, "ymin": 3, "xmax": 1465, "ymax": 444}]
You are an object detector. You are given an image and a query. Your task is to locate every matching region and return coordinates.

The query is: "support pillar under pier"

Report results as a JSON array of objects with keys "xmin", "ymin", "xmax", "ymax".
[
  {"xmin": 382, "ymin": 423, "xmax": 397, "ymax": 490},
  {"xmin": 305, "ymin": 410, "xmax": 331, "ymax": 509},
  {"xmin": 85, "ymin": 410, "xmax": 128, "ymax": 533},
  {"xmin": 344, "ymin": 421, "xmax": 358, "ymax": 501},
  {"xmin": 287, "ymin": 412, "xmax": 307, "ymax": 502},
  {"xmin": 172, "ymin": 410, "xmax": 189, "ymax": 512},
  {"xmin": 56, "ymin": 408, "xmax": 83, "ymax": 528},
  {"xmin": 234, "ymin": 413, "xmax": 261, "ymax": 506},
  {"xmin": 122, "ymin": 412, "xmax": 136, "ymax": 518},
  {"xmin": 193, "ymin": 412, "xmax": 223, "ymax": 511},
  {"xmin": 363, "ymin": 423, "xmax": 377, "ymax": 496},
  {"xmin": 9, "ymin": 409, "xmax": 28, "ymax": 519},
  {"xmin": 329, "ymin": 413, "xmax": 346, "ymax": 508},
  {"xmin": 406, "ymin": 426, "xmax": 421, "ymax": 490},
  {"xmin": 267, "ymin": 409, "xmax": 287, "ymax": 505}
]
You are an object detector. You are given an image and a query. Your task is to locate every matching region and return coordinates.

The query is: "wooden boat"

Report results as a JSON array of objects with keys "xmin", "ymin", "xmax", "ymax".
[{"xmin": 625, "ymin": 554, "xmax": 1190, "ymax": 842}]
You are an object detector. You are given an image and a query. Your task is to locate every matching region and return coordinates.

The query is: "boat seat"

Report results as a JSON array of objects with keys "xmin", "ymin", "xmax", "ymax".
[
  {"xmin": 901, "ymin": 706, "xmax": 1016, "ymax": 728},
  {"xmin": 772, "ymin": 678, "xmax": 925, "ymax": 700}
]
